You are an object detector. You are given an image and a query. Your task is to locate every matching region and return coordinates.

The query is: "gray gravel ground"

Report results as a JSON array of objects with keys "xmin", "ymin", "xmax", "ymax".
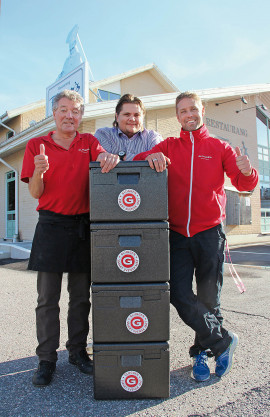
[{"xmin": 0, "ymin": 261, "xmax": 269, "ymax": 417}]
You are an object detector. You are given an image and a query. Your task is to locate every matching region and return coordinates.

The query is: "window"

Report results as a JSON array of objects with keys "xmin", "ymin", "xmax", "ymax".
[
  {"xmin": 256, "ymin": 111, "xmax": 268, "ymax": 147},
  {"xmin": 97, "ymin": 89, "xmax": 121, "ymax": 102},
  {"xmin": 256, "ymin": 107, "xmax": 270, "ymax": 232},
  {"xmin": 6, "ymin": 131, "xmax": 14, "ymax": 140},
  {"xmin": 225, "ymin": 190, "xmax": 251, "ymax": 225},
  {"xmin": 6, "ymin": 171, "xmax": 16, "ymax": 238},
  {"xmin": 261, "ymin": 209, "xmax": 270, "ymax": 233},
  {"xmin": 257, "ymin": 108, "xmax": 270, "ymax": 189}
]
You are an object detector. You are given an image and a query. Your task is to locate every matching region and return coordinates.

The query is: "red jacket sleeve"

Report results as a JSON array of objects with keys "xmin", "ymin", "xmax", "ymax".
[
  {"xmin": 133, "ymin": 139, "xmax": 169, "ymax": 160},
  {"xmin": 223, "ymin": 143, "xmax": 258, "ymax": 191}
]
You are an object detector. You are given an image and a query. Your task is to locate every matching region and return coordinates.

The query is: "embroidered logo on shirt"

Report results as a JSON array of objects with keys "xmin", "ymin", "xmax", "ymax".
[
  {"xmin": 78, "ymin": 148, "xmax": 90, "ymax": 153},
  {"xmin": 198, "ymin": 155, "xmax": 212, "ymax": 160}
]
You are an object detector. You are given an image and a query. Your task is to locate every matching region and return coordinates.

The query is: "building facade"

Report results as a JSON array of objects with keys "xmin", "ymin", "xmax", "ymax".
[{"xmin": 0, "ymin": 64, "xmax": 269, "ymax": 241}]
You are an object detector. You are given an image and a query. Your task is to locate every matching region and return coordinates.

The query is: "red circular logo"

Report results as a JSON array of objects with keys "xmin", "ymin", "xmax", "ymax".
[
  {"xmin": 118, "ymin": 189, "xmax": 141, "ymax": 212},
  {"xmin": 126, "ymin": 312, "xmax": 149, "ymax": 334},
  {"xmin": 120, "ymin": 371, "xmax": 143, "ymax": 392},
  {"xmin": 116, "ymin": 250, "xmax": 139, "ymax": 273}
]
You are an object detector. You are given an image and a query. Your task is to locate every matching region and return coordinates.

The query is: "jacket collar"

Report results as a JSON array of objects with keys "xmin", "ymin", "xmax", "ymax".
[{"xmin": 180, "ymin": 124, "xmax": 209, "ymax": 141}]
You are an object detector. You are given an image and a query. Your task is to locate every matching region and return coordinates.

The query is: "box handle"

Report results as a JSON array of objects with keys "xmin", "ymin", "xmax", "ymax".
[{"xmin": 117, "ymin": 173, "xmax": 140, "ymax": 185}]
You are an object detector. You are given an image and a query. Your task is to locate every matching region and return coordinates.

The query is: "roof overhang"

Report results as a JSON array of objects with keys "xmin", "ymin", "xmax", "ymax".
[
  {"xmin": 2, "ymin": 83, "xmax": 270, "ymax": 158},
  {"xmin": 196, "ymin": 83, "xmax": 270, "ymax": 101},
  {"xmin": 0, "ymin": 116, "xmax": 54, "ymax": 158},
  {"xmin": 0, "ymin": 100, "xmax": 45, "ymax": 123},
  {"xmin": 89, "ymin": 63, "xmax": 179, "ymax": 93}
]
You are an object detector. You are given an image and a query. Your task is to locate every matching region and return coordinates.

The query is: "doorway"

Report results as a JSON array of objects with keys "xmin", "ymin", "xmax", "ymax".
[{"xmin": 6, "ymin": 171, "xmax": 15, "ymax": 238}]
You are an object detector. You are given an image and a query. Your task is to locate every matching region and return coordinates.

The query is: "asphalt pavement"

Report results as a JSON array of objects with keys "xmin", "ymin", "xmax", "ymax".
[
  {"xmin": 228, "ymin": 244, "xmax": 270, "ymax": 267},
  {"xmin": 0, "ymin": 248, "xmax": 269, "ymax": 417}
]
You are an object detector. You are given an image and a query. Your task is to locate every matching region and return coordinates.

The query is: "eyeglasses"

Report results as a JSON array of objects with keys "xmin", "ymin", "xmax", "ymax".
[{"xmin": 58, "ymin": 108, "xmax": 81, "ymax": 116}]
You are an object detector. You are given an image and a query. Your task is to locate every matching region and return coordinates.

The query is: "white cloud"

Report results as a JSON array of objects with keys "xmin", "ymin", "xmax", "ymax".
[
  {"xmin": 221, "ymin": 37, "xmax": 266, "ymax": 69},
  {"xmin": 164, "ymin": 60, "xmax": 211, "ymax": 82},
  {"xmin": 162, "ymin": 36, "xmax": 269, "ymax": 87}
]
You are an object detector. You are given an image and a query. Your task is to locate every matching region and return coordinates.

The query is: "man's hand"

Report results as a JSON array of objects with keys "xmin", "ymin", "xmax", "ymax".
[
  {"xmin": 235, "ymin": 147, "xmax": 252, "ymax": 176},
  {"xmin": 97, "ymin": 152, "xmax": 120, "ymax": 173},
  {"xmin": 34, "ymin": 144, "xmax": 49, "ymax": 177},
  {"xmin": 146, "ymin": 152, "xmax": 171, "ymax": 172},
  {"xmin": 29, "ymin": 144, "xmax": 49, "ymax": 199}
]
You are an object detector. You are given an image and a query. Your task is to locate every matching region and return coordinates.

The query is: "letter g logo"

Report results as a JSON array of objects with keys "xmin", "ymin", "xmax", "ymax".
[
  {"xmin": 117, "ymin": 250, "xmax": 139, "ymax": 273},
  {"xmin": 123, "ymin": 195, "xmax": 135, "ymax": 205},
  {"xmin": 126, "ymin": 376, "xmax": 137, "ymax": 386},
  {"xmin": 122, "ymin": 255, "xmax": 133, "ymax": 266},
  {"xmin": 118, "ymin": 189, "xmax": 141, "ymax": 212},
  {"xmin": 121, "ymin": 371, "xmax": 143, "ymax": 392},
  {"xmin": 132, "ymin": 318, "xmax": 143, "ymax": 328},
  {"xmin": 126, "ymin": 312, "xmax": 148, "ymax": 334}
]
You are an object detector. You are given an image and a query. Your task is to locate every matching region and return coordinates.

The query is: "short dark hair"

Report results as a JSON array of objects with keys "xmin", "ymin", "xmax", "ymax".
[
  {"xmin": 175, "ymin": 91, "xmax": 202, "ymax": 111},
  {"xmin": 113, "ymin": 94, "xmax": 145, "ymax": 127},
  {"xmin": 52, "ymin": 89, "xmax": 84, "ymax": 114}
]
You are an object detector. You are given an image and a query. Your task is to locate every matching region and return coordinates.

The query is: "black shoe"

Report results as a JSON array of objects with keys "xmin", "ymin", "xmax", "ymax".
[
  {"xmin": 69, "ymin": 349, "xmax": 93, "ymax": 374},
  {"xmin": 32, "ymin": 360, "xmax": 56, "ymax": 387}
]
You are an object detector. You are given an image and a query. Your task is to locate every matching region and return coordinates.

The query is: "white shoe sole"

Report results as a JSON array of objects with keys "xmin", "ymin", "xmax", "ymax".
[
  {"xmin": 216, "ymin": 333, "xmax": 239, "ymax": 377},
  {"xmin": 190, "ymin": 370, "xmax": 210, "ymax": 382}
]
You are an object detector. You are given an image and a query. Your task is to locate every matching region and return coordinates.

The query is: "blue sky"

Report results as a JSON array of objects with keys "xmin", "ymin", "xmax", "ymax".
[{"xmin": 1, "ymin": 0, "xmax": 270, "ymax": 115}]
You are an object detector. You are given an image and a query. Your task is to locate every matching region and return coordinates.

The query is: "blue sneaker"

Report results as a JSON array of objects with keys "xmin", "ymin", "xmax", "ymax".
[
  {"xmin": 215, "ymin": 333, "xmax": 239, "ymax": 377},
  {"xmin": 191, "ymin": 351, "xmax": 210, "ymax": 382}
]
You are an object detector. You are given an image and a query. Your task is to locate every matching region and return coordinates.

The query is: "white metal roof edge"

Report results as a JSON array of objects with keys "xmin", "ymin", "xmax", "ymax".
[
  {"xmin": 89, "ymin": 64, "xmax": 155, "ymax": 89},
  {"xmin": 89, "ymin": 63, "xmax": 178, "ymax": 92},
  {"xmin": 151, "ymin": 63, "xmax": 179, "ymax": 92},
  {"xmin": 84, "ymin": 93, "xmax": 178, "ymax": 117},
  {"xmin": 131, "ymin": 84, "xmax": 270, "ymax": 109},
  {"xmin": 1, "ymin": 99, "xmax": 46, "ymax": 122},
  {"xmin": 2, "ymin": 83, "xmax": 270, "ymax": 156},
  {"xmin": 85, "ymin": 84, "xmax": 270, "ymax": 114},
  {"xmin": 0, "ymin": 116, "xmax": 54, "ymax": 157},
  {"xmin": 195, "ymin": 84, "xmax": 270, "ymax": 100}
]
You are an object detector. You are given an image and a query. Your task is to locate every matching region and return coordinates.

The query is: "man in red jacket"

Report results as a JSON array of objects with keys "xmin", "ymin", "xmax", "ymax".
[{"xmin": 133, "ymin": 92, "xmax": 258, "ymax": 382}]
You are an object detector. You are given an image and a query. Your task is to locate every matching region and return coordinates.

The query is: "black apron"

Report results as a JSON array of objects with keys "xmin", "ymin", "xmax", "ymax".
[{"xmin": 28, "ymin": 210, "xmax": 91, "ymax": 273}]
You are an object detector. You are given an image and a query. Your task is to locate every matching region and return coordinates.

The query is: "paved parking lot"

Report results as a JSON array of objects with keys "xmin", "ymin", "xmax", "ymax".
[
  {"xmin": 228, "ymin": 244, "xmax": 270, "ymax": 267},
  {"xmin": 0, "ymin": 247, "xmax": 269, "ymax": 416}
]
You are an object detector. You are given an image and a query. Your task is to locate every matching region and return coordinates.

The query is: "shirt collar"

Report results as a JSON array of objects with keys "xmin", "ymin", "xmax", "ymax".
[
  {"xmin": 46, "ymin": 131, "xmax": 81, "ymax": 145},
  {"xmin": 117, "ymin": 127, "xmax": 144, "ymax": 139}
]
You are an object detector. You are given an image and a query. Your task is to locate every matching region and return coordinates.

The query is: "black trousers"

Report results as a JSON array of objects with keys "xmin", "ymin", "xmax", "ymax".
[
  {"xmin": 36, "ymin": 271, "xmax": 91, "ymax": 363},
  {"xmin": 170, "ymin": 224, "xmax": 232, "ymax": 359}
]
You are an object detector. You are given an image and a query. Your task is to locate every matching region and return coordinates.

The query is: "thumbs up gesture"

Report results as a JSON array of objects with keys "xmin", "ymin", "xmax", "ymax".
[
  {"xmin": 34, "ymin": 143, "xmax": 49, "ymax": 176},
  {"xmin": 235, "ymin": 146, "xmax": 252, "ymax": 176}
]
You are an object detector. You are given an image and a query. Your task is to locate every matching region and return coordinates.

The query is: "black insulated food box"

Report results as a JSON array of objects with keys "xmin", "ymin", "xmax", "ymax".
[
  {"xmin": 90, "ymin": 221, "xmax": 169, "ymax": 283},
  {"xmin": 92, "ymin": 283, "xmax": 170, "ymax": 343},
  {"xmin": 93, "ymin": 342, "xmax": 170, "ymax": 399},
  {"xmin": 89, "ymin": 161, "xmax": 168, "ymax": 222}
]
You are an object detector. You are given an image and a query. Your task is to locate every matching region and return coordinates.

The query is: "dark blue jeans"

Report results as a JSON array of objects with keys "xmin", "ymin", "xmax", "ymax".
[{"xmin": 170, "ymin": 224, "xmax": 232, "ymax": 359}]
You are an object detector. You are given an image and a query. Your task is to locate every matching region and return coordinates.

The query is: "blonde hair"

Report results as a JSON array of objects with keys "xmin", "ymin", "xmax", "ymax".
[{"xmin": 175, "ymin": 91, "xmax": 202, "ymax": 111}]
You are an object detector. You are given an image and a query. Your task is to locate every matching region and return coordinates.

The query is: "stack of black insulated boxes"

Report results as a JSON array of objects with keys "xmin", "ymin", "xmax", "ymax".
[{"xmin": 89, "ymin": 161, "xmax": 170, "ymax": 400}]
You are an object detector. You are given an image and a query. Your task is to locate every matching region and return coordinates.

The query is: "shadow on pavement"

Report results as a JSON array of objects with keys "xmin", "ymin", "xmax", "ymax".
[
  {"xmin": 0, "ymin": 351, "xmax": 218, "ymax": 417},
  {"xmin": 0, "ymin": 259, "xmax": 28, "ymax": 271}
]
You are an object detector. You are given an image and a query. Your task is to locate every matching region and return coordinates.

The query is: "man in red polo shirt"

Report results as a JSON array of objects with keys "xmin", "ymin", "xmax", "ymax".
[{"xmin": 21, "ymin": 89, "xmax": 119, "ymax": 387}]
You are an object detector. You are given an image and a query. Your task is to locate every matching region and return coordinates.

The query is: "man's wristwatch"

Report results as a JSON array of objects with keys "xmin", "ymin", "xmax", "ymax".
[{"xmin": 118, "ymin": 150, "xmax": 126, "ymax": 161}]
